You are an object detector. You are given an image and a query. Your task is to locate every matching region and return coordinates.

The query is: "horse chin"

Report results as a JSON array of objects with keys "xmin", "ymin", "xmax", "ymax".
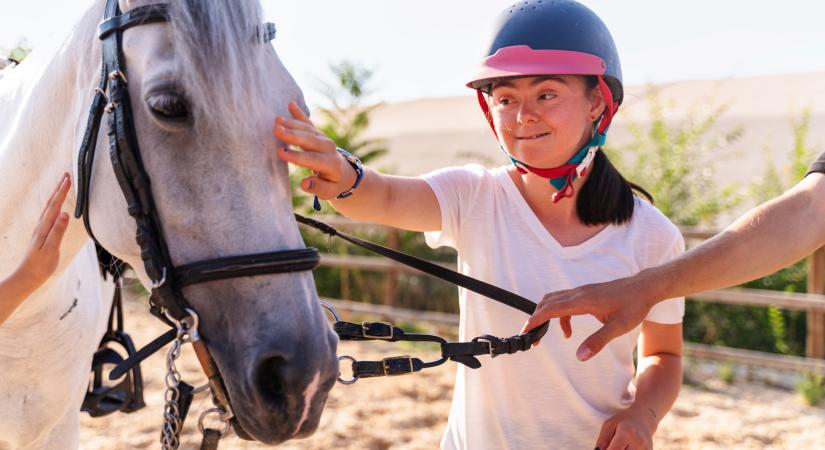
[{"xmin": 230, "ymin": 417, "xmax": 254, "ymax": 441}]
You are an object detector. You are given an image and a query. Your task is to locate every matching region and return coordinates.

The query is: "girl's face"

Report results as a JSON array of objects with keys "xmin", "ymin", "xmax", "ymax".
[{"xmin": 489, "ymin": 75, "xmax": 605, "ymax": 168}]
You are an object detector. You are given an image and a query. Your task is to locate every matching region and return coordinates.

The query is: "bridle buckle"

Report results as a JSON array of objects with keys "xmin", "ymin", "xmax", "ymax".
[{"xmin": 361, "ymin": 321, "xmax": 394, "ymax": 340}]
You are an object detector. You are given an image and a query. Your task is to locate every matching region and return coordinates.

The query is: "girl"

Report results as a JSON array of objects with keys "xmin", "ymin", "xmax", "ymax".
[
  {"xmin": 275, "ymin": 2, "xmax": 683, "ymax": 449},
  {"xmin": 1, "ymin": 174, "xmax": 71, "ymax": 325}
]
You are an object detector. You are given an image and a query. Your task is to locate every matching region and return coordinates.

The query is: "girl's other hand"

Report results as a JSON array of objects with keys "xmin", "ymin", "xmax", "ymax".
[{"xmin": 594, "ymin": 406, "xmax": 656, "ymax": 450}]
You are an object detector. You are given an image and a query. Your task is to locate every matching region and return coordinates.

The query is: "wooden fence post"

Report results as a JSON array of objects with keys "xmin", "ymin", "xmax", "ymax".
[
  {"xmin": 807, "ymin": 247, "xmax": 825, "ymax": 359},
  {"xmin": 382, "ymin": 229, "xmax": 400, "ymax": 306}
]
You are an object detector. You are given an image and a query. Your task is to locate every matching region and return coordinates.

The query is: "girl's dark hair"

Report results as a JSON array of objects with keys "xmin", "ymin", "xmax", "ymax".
[{"xmin": 577, "ymin": 77, "xmax": 653, "ymax": 226}]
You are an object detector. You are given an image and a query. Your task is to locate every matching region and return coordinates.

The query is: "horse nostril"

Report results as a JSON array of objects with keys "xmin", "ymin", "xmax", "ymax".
[{"xmin": 256, "ymin": 356, "xmax": 287, "ymax": 404}]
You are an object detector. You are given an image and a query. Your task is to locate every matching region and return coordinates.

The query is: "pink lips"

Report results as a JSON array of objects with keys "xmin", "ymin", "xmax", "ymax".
[{"xmin": 516, "ymin": 132, "xmax": 550, "ymax": 140}]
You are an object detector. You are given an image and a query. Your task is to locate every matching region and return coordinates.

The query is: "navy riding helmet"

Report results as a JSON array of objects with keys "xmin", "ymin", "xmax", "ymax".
[{"xmin": 467, "ymin": 0, "xmax": 624, "ymax": 202}]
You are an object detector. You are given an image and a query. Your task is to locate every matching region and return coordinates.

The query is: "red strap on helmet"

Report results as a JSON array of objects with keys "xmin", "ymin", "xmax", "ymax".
[
  {"xmin": 476, "ymin": 89, "xmax": 498, "ymax": 139},
  {"xmin": 596, "ymin": 75, "xmax": 618, "ymax": 134}
]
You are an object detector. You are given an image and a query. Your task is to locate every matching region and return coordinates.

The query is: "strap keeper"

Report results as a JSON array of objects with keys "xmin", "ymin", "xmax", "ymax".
[{"xmin": 382, "ymin": 356, "xmax": 414, "ymax": 376}]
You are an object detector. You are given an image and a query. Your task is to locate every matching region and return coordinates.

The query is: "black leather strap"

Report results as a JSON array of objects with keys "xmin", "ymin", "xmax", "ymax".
[
  {"xmin": 352, "ymin": 356, "xmax": 426, "ymax": 378},
  {"xmin": 295, "ymin": 214, "xmax": 541, "ymax": 316},
  {"xmin": 333, "ymin": 321, "xmax": 405, "ymax": 341},
  {"xmin": 335, "ymin": 319, "xmax": 549, "ymax": 376},
  {"xmin": 99, "ymin": 4, "xmax": 169, "ymax": 39},
  {"xmin": 173, "ymin": 248, "xmax": 320, "ymax": 287},
  {"xmin": 200, "ymin": 428, "xmax": 222, "ymax": 450},
  {"xmin": 109, "ymin": 328, "xmax": 176, "ymax": 381}
]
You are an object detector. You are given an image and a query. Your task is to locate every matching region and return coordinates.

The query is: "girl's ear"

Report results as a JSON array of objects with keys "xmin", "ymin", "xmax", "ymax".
[{"xmin": 588, "ymin": 84, "xmax": 607, "ymax": 122}]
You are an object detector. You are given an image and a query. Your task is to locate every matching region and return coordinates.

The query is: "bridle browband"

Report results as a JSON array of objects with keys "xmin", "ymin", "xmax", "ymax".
[{"xmin": 74, "ymin": 0, "xmax": 317, "ymax": 447}]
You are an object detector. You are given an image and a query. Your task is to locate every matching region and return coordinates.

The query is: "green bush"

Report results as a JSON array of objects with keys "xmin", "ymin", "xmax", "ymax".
[
  {"xmin": 796, "ymin": 373, "xmax": 825, "ymax": 407},
  {"xmin": 718, "ymin": 363, "xmax": 735, "ymax": 384}
]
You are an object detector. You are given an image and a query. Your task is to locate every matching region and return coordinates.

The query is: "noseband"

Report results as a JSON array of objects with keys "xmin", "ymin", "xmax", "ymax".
[{"xmin": 75, "ymin": 0, "xmax": 317, "ymax": 447}]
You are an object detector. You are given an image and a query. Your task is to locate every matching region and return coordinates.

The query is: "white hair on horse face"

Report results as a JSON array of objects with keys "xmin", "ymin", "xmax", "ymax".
[{"xmin": 169, "ymin": 0, "xmax": 268, "ymax": 145}]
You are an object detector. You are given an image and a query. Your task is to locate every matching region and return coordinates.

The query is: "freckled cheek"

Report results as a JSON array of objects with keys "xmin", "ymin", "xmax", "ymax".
[{"xmin": 492, "ymin": 111, "xmax": 515, "ymax": 135}]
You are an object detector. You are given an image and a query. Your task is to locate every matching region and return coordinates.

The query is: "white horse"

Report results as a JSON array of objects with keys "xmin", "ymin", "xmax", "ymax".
[{"xmin": 0, "ymin": 1, "xmax": 338, "ymax": 448}]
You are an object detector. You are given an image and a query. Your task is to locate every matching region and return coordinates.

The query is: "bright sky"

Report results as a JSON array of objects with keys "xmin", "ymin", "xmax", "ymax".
[{"xmin": 2, "ymin": 0, "xmax": 824, "ymax": 107}]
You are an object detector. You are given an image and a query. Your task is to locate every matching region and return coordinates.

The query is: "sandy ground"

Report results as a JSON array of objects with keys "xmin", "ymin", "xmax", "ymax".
[{"xmin": 80, "ymin": 296, "xmax": 825, "ymax": 449}]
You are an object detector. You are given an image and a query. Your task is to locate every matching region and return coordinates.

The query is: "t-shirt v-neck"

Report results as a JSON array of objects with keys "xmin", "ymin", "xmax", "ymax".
[{"xmin": 496, "ymin": 166, "xmax": 618, "ymax": 258}]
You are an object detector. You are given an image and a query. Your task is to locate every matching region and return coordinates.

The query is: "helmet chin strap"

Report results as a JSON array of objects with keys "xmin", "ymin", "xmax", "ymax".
[
  {"xmin": 475, "ymin": 75, "xmax": 617, "ymax": 203},
  {"xmin": 500, "ymin": 126, "xmax": 606, "ymax": 203}
]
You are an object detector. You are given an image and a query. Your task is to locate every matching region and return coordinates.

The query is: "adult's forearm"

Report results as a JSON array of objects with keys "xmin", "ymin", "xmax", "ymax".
[{"xmin": 645, "ymin": 174, "xmax": 825, "ymax": 301}]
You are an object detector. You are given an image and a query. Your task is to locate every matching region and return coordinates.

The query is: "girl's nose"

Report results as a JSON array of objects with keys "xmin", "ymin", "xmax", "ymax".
[{"xmin": 516, "ymin": 102, "xmax": 540, "ymax": 124}]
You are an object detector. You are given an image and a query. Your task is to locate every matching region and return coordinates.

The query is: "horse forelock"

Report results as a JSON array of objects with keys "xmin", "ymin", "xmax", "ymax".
[{"xmin": 169, "ymin": 0, "xmax": 269, "ymax": 145}]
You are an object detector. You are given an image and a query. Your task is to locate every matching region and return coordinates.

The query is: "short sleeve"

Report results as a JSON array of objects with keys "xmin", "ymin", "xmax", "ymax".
[
  {"xmin": 805, "ymin": 151, "xmax": 825, "ymax": 177},
  {"xmin": 645, "ymin": 232, "xmax": 686, "ymax": 324},
  {"xmin": 421, "ymin": 164, "xmax": 486, "ymax": 250}
]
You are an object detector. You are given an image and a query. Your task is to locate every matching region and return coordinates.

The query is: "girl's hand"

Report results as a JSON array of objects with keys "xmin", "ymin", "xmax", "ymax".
[
  {"xmin": 16, "ymin": 173, "xmax": 71, "ymax": 288},
  {"xmin": 595, "ymin": 406, "xmax": 656, "ymax": 450},
  {"xmin": 273, "ymin": 102, "xmax": 355, "ymax": 200}
]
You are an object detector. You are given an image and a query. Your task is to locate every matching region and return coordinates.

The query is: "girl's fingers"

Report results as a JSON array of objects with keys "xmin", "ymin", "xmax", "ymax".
[
  {"xmin": 34, "ymin": 175, "xmax": 71, "ymax": 248},
  {"xmin": 288, "ymin": 101, "xmax": 313, "ymax": 125},
  {"xmin": 276, "ymin": 115, "xmax": 323, "ymax": 137},
  {"xmin": 595, "ymin": 420, "xmax": 617, "ymax": 450},
  {"xmin": 38, "ymin": 173, "xmax": 70, "ymax": 222},
  {"xmin": 43, "ymin": 212, "xmax": 69, "ymax": 254},
  {"xmin": 300, "ymin": 175, "xmax": 341, "ymax": 200},
  {"xmin": 274, "ymin": 124, "xmax": 335, "ymax": 154},
  {"xmin": 276, "ymin": 147, "xmax": 337, "ymax": 174}
]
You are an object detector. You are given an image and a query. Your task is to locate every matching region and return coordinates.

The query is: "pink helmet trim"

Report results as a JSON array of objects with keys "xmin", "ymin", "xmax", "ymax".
[{"xmin": 467, "ymin": 45, "xmax": 607, "ymax": 89}]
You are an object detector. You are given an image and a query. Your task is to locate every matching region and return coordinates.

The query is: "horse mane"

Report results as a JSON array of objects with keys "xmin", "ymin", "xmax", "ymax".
[{"xmin": 169, "ymin": 0, "xmax": 269, "ymax": 145}]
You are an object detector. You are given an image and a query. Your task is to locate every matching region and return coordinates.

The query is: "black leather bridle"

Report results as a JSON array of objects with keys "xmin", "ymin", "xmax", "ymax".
[{"xmin": 75, "ymin": 0, "xmax": 317, "ymax": 447}]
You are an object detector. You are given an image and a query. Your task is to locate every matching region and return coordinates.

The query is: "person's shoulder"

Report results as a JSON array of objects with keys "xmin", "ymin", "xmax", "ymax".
[
  {"xmin": 422, "ymin": 164, "xmax": 499, "ymax": 189},
  {"xmin": 628, "ymin": 197, "xmax": 683, "ymax": 246},
  {"xmin": 423, "ymin": 163, "xmax": 492, "ymax": 179}
]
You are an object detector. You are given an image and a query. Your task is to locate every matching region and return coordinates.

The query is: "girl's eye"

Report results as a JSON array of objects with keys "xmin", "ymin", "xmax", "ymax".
[
  {"xmin": 539, "ymin": 93, "xmax": 557, "ymax": 101},
  {"xmin": 496, "ymin": 97, "xmax": 512, "ymax": 106}
]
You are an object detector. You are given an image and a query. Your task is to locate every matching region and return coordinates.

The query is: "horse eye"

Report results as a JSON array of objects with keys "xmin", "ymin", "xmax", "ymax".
[{"xmin": 147, "ymin": 93, "xmax": 189, "ymax": 120}]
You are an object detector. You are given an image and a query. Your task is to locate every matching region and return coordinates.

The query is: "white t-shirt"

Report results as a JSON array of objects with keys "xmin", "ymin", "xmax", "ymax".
[{"xmin": 422, "ymin": 164, "xmax": 685, "ymax": 450}]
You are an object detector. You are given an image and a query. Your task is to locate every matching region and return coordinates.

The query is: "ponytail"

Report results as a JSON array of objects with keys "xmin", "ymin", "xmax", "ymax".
[{"xmin": 576, "ymin": 150, "xmax": 653, "ymax": 226}]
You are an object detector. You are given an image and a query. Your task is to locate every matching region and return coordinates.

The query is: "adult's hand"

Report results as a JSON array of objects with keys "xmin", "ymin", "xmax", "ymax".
[{"xmin": 521, "ymin": 272, "xmax": 661, "ymax": 361}]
